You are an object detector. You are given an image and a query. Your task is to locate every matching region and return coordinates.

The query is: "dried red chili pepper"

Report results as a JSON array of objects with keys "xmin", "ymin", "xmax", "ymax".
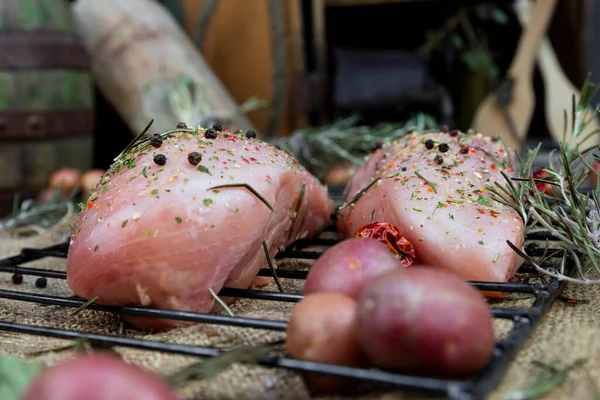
[
  {"xmin": 355, "ymin": 222, "xmax": 416, "ymax": 266},
  {"xmin": 532, "ymin": 168, "xmax": 552, "ymax": 195}
]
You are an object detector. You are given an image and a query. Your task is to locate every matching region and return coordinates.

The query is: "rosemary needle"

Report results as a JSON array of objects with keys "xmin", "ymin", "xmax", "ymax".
[
  {"xmin": 208, "ymin": 183, "xmax": 273, "ymax": 212},
  {"xmin": 263, "ymin": 239, "xmax": 284, "ymax": 292},
  {"xmin": 209, "ymin": 288, "xmax": 234, "ymax": 317},
  {"xmin": 69, "ymin": 295, "xmax": 99, "ymax": 317}
]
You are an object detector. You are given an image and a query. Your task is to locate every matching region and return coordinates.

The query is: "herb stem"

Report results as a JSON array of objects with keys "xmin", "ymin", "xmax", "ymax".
[
  {"xmin": 288, "ymin": 183, "xmax": 306, "ymax": 239},
  {"xmin": 208, "ymin": 184, "xmax": 273, "ymax": 211},
  {"xmin": 262, "ymin": 239, "xmax": 284, "ymax": 292},
  {"xmin": 209, "ymin": 287, "xmax": 234, "ymax": 316},
  {"xmin": 414, "ymin": 171, "xmax": 438, "ymax": 193}
]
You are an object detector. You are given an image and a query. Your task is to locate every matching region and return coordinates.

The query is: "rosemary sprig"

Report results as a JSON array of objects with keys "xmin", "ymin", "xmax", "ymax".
[
  {"xmin": 414, "ymin": 170, "xmax": 438, "ymax": 193},
  {"xmin": 167, "ymin": 342, "xmax": 280, "ymax": 387},
  {"xmin": 207, "ymin": 184, "xmax": 273, "ymax": 212},
  {"xmin": 270, "ymin": 113, "xmax": 438, "ymax": 180},
  {"xmin": 209, "ymin": 287, "xmax": 234, "ymax": 316},
  {"xmin": 262, "ymin": 239, "xmax": 284, "ymax": 292},
  {"xmin": 288, "ymin": 183, "xmax": 306, "ymax": 239},
  {"xmin": 68, "ymin": 295, "xmax": 99, "ymax": 317},
  {"xmin": 493, "ymin": 76, "xmax": 600, "ymax": 283},
  {"xmin": 505, "ymin": 358, "xmax": 586, "ymax": 400},
  {"xmin": 339, "ymin": 177, "xmax": 383, "ymax": 209}
]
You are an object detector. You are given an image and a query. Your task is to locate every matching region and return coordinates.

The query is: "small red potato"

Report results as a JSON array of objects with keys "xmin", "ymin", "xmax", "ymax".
[
  {"xmin": 305, "ymin": 238, "xmax": 403, "ymax": 300},
  {"xmin": 355, "ymin": 267, "xmax": 496, "ymax": 378},
  {"xmin": 286, "ymin": 293, "xmax": 367, "ymax": 393},
  {"xmin": 23, "ymin": 352, "xmax": 178, "ymax": 400},
  {"xmin": 48, "ymin": 168, "xmax": 82, "ymax": 194}
]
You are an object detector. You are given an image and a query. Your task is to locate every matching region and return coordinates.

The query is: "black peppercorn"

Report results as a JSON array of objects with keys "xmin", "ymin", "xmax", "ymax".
[
  {"xmin": 440, "ymin": 125, "xmax": 449, "ymax": 133},
  {"xmin": 212, "ymin": 123, "xmax": 222, "ymax": 132},
  {"xmin": 459, "ymin": 146, "xmax": 469, "ymax": 154},
  {"xmin": 187, "ymin": 151, "xmax": 202, "ymax": 165},
  {"xmin": 12, "ymin": 273, "xmax": 23, "ymax": 284},
  {"xmin": 401, "ymin": 167, "xmax": 407, "ymax": 171},
  {"xmin": 449, "ymin": 129, "xmax": 459, "ymax": 137},
  {"xmin": 434, "ymin": 155, "xmax": 444, "ymax": 165},
  {"xmin": 204, "ymin": 129, "xmax": 218, "ymax": 139},
  {"xmin": 438, "ymin": 143, "xmax": 449, "ymax": 153},
  {"xmin": 153, "ymin": 154, "xmax": 167, "ymax": 165},
  {"xmin": 492, "ymin": 136, "xmax": 500, "ymax": 142},
  {"xmin": 425, "ymin": 139, "xmax": 435, "ymax": 149},
  {"xmin": 245, "ymin": 130, "xmax": 257, "ymax": 139},
  {"xmin": 150, "ymin": 134, "xmax": 163, "ymax": 148},
  {"xmin": 35, "ymin": 277, "xmax": 47, "ymax": 288},
  {"xmin": 177, "ymin": 122, "xmax": 187, "ymax": 129}
]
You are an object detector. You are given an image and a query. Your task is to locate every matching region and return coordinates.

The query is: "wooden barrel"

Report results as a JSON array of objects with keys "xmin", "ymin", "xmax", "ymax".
[{"xmin": 0, "ymin": 0, "xmax": 95, "ymax": 217}]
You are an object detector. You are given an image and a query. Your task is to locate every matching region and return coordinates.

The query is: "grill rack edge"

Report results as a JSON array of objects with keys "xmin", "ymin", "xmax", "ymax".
[{"xmin": 0, "ymin": 188, "xmax": 572, "ymax": 400}]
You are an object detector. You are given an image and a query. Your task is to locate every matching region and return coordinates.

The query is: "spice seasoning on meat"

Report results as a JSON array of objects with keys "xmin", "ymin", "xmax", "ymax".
[
  {"xmin": 425, "ymin": 139, "xmax": 435, "ymax": 149},
  {"xmin": 434, "ymin": 155, "xmax": 443, "ymax": 165},
  {"xmin": 154, "ymin": 154, "xmax": 167, "ymax": 165},
  {"xmin": 355, "ymin": 222, "xmax": 416, "ymax": 266},
  {"xmin": 187, "ymin": 152, "xmax": 202, "ymax": 165},
  {"xmin": 438, "ymin": 143, "xmax": 449, "ymax": 153},
  {"xmin": 150, "ymin": 134, "xmax": 163, "ymax": 148},
  {"xmin": 205, "ymin": 129, "xmax": 218, "ymax": 139},
  {"xmin": 212, "ymin": 123, "xmax": 223, "ymax": 132}
]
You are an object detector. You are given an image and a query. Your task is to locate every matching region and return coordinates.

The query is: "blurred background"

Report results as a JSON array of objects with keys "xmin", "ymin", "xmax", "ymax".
[{"xmin": 1, "ymin": 0, "xmax": 599, "ymax": 217}]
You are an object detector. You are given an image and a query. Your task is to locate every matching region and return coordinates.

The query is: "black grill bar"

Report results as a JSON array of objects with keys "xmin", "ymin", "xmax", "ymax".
[
  {"xmin": 0, "ymin": 320, "xmax": 464, "ymax": 393},
  {"xmin": 0, "ymin": 289, "xmax": 288, "ymax": 331}
]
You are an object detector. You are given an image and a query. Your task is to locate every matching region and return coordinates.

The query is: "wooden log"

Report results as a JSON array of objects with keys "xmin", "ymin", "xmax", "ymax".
[
  {"xmin": 0, "ymin": 0, "xmax": 95, "ymax": 216},
  {"xmin": 71, "ymin": 0, "xmax": 257, "ymax": 136}
]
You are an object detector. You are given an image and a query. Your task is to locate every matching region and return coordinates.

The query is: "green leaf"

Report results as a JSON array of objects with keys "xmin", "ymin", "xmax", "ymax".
[
  {"xmin": 197, "ymin": 165, "xmax": 211, "ymax": 175},
  {"xmin": 203, "ymin": 198, "xmax": 213, "ymax": 206},
  {"xmin": 0, "ymin": 356, "xmax": 44, "ymax": 400}
]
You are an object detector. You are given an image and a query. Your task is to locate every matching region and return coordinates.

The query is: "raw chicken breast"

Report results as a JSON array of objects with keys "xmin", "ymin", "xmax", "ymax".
[
  {"xmin": 337, "ymin": 130, "xmax": 524, "ymax": 284},
  {"xmin": 67, "ymin": 126, "xmax": 334, "ymax": 330}
]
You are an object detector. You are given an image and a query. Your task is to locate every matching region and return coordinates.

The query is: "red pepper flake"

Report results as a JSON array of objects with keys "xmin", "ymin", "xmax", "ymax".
[
  {"xmin": 499, "ymin": 149, "xmax": 504, "ymax": 153},
  {"xmin": 255, "ymin": 146, "xmax": 261, "ymax": 151},
  {"xmin": 348, "ymin": 220, "xmax": 353, "ymax": 225},
  {"xmin": 87, "ymin": 201, "xmax": 94, "ymax": 209},
  {"xmin": 427, "ymin": 187, "xmax": 433, "ymax": 193},
  {"xmin": 478, "ymin": 209, "xmax": 485, "ymax": 214},
  {"xmin": 395, "ymin": 177, "xmax": 401, "ymax": 182},
  {"xmin": 355, "ymin": 222, "xmax": 417, "ymax": 266},
  {"xmin": 242, "ymin": 158, "xmax": 250, "ymax": 164},
  {"xmin": 244, "ymin": 147, "xmax": 250, "ymax": 151},
  {"xmin": 266, "ymin": 174, "xmax": 272, "ymax": 181},
  {"xmin": 387, "ymin": 162, "xmax": 394, "ymax": 169},
  {"xmin": 470, "ymin": 148, "xmax": 477, "ymax": 153},
  {"xmin": 250, "ymin": 157, "xmax": 257, "ymax": 162},
  {"xmin": 223, "ymin": 161, "xmax": 227, "ymax": 164},
  {"xmin": 506, "ymin": 167, "xmax": 513, "ymax": 173},
  {"xmin": 490, "ymin": 163, "xmax": 497, "ymax": 170}
]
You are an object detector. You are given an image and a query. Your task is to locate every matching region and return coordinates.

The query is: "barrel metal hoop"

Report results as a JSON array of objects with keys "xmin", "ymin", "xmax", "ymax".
[
  {"xmin": 0, "ymin": 110, "xmax": 95, "ymax": 142},
  {"xmin": 0, "ymin": 32, "xmax": 90, "ymax": 70}
]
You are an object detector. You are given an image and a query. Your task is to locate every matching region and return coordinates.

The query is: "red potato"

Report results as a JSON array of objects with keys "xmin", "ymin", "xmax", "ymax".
[
  {"xmin": 355, "ymin": 267, "xmax": 496, "ymax": 378},
  {"xmin": 286, "ymin": 293, "xmax": 367, "ymax": 393},
  {"xmin": 81, "ymin": 169, "xmax": 106, "ymax": 195},
  {"xmin": 23, "ymin": 352, "xmax": 178, "ymax": 400},
  {"xmin": 304, "ymin": 238, "xmax": 403, "ymax": 300},
  {"xmin": 48, "ymin": 168, "xmax": 82, "ymax": 194}
]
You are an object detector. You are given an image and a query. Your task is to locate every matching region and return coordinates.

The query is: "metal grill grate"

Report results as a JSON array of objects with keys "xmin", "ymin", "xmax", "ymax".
[{"xmin": 0, "ymin": 185, "xmax": 572, "ymax": 400}]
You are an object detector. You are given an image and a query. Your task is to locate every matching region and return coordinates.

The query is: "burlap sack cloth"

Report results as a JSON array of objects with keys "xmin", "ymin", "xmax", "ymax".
[{"xmin": 0, "ymin": 220, "xmax": 598, "ymax": 400}]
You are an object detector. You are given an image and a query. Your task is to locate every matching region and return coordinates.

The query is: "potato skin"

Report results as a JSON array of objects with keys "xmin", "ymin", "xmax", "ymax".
[
  {"xmin": 305, "ymin": 238, "xmax": 403, "ymax": 300},
  {"xmin": 23, "ymin": 352, "xmax": 178, "ymax": 400},
  {"xmin": 286, "ymin": 293, "xmax": 366, "ymax": 393},
  {"xmin": 355, "ymin": 267, "xmax": 495, "ymax": 378}
]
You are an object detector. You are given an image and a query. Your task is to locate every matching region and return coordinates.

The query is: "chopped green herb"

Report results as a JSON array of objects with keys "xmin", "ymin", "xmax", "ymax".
[
  {"xmin": 413, "ymin": 208, "xmax": 423, "ymax": 212},
  {"xmin": 94, "ymin": 245, "xmax": 99, "ymax": 252},
  {"xmin": 141, "ymin": 166, "xmax": 147, "ymax": 178},
  {"xmin": 450, "ymin": 214, "xmax": 455, "ymax": 220},
  {"xmin": 121, "ymin": 220, "xmax": 128, "ymax": 228},
  {"xmin": 197, "ymin": 165, "xmax": 212, "ymax": 175},
  {"xmin": 493, "ymin": 253, "xmax": 499, "ymax": 262},
  {"xmin": 203, "ymin": 198, "xmax": 213, "ymax": 206},
  {"xmin": 183, "ymin": 178, "xmax": 189, "ymax": 183},
  {"xmin": 235, "ymin": 208, "xmax": 239, "ymax": 213},
  {"xmin": 147, "ymin": 229, "xmax": 152, "ymax": 237},
  {"xmin": 175, "ymin": 217, "xmax": 183, "ymax": 223},
  {"xmin": 151, "ymin": 189, "xmax": 158, "ymax": 195},
  {"xmin": 477, "ymin": 197, "xmax": 491, "ymax": 206},
  {"xmin": 479, "ymin": 240, "xmax": 484, "ymax": 245}
]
